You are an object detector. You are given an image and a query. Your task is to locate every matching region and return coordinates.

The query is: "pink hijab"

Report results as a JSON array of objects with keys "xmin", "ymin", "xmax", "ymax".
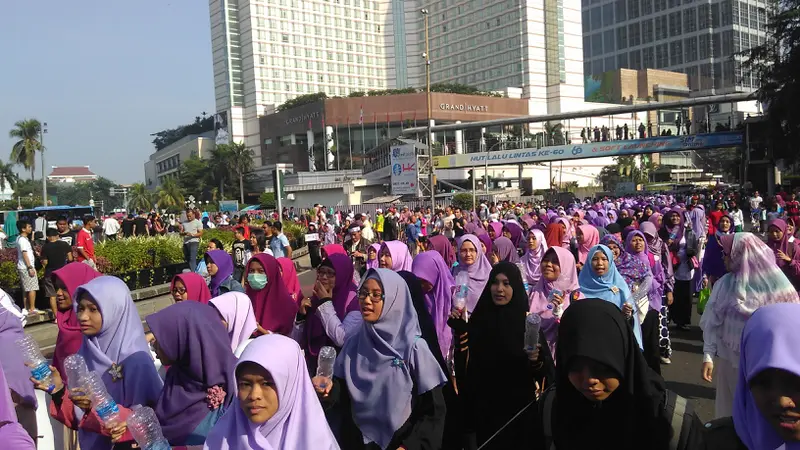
[
  {"xmin": 576, "ymin": 224, "xmax": 599, "ymax": 264},
  {"xmin": 277, "ymin": 257, "xmax": 303, "ymax": 304},
  {"xmin": 245, "ymin": 254, "xmax": 297, "ymax": 336},
  {"xmin": 554, "ymin": 217, "xmax": 573, "ymax": 248}
]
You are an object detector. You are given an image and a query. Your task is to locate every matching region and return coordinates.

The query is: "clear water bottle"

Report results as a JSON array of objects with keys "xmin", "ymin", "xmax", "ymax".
[
  {"xmin": 62, "ymin": 354, "xmax": 89, "ymax": 394},
  {"xmin": 15, "ymin": 334, "xmax": 54, "ymax": 392},
  {"xmin": 453, "ymin": 271, "xmax": 469, "ymax": 311},
  {"xmin": 127, "ymin": 405, "xmax": 170, "ymax": 450},
  {"xmin": 516, "ymin": 262, "xmax": 529, "ymax": 293},
  {"xmin": 316, "ymin": 346, "xmax": 337, "ymax": 388},
  {"xmin": 84, "ymin": 371, "xmax": 122, "ymax": 427},
  {"xmin": 524, "ymin": 313, "xmax": 541, "ymax": 350}
]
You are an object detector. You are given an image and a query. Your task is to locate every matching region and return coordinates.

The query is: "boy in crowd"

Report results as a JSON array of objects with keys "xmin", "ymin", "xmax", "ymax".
[
  {"xmin": 40, "ymin": 228, "xmax": 73, "ymax": 315},
  {"xmin": 231, "ymin": 227, "xmax": 252, "ymax": 284},
  {"xmin": 76, "ymin": 215, "xmax": 97, "ymax": 269},
  {"xmin": 16, "ymin": 220, "xmax": 39, "ymax": 314}
]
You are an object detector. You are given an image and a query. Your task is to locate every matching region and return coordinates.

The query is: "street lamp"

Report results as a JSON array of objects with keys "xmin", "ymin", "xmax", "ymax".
[
  {"xmin": 41, "ymin": 122, "xmax": 47, "ymax": 207},
  {"xmin": 421, "ymin": 8, "xmax": 435, "ymax": 210}
]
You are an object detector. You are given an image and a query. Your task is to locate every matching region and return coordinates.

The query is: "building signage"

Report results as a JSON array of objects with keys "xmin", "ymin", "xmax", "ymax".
[
  {"xmin": 285, "ymin": 111, "xmax": 321, "ymax": 126},
  {"xmin": 439, "ymin": 103, "xmax": 489, "ymax": 112},
  {"xmin": 390, "ymin": 144, "xmax": 418, "ymax": 195},
  {"xmin": 432, "ymin": 132, "xmax": 743, "ymax": 169}
]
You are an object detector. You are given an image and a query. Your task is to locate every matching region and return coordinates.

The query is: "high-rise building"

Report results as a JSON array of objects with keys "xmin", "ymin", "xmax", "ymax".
[{"xmin": 580, "ymin": 0, "xmax": 769, "ymax": 94}]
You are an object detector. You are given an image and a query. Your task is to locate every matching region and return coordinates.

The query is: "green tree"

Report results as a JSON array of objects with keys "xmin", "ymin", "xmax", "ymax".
[
  {"xmin": 128, "ymin": 183, "xmax": 153, "ymax": 212},
  {"xmin": 452, "ymin": 193, "xmax": 474, "ymax": 210},
  {"xmin": 429, "ymin": 83, "xmax": 503, "ymax": 97},
  {"xmin": 276, "ymin": 92, "xmax": 327, "ymax": 112},
  {"xmin": 544, "ymin": 122, "xmax": 565, "ymax": 146},
  {"xmin": 178, "ymin": 154, "xmax": 213, "ymax": 197},
  {"xmin": 150, "ymin": 115, "xmax": 213, "ymax": 151},
  {"xmin": 156, "ymin": 178, "xmax": 185, "ymax": 210},
  {"xmin": 208, "ymin": 146, "xmax": 233, "ymax": 198},
  {"xmin": 259, "ymin": 192, "xmax": 276, "ymax": 208},
  {"xmin": 8, "ymin": 119, "xmax": 43, "ymax": 180},
  {"xmin": 0, "ymin": 160, "xmax": 19, "ymax": 193},
  {"xmin": 221, "ymin": 142, "xmax": 255, "ymax": 204}
]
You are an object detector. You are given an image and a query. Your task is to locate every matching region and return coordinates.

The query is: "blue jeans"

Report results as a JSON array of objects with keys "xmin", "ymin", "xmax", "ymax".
[{"xmin": 184, "ymin": 241, "xmax": 199, "ymax": 272}]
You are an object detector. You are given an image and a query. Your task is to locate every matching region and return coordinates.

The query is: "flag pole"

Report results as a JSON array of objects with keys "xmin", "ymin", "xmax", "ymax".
[{"xmin": 335, "ymin": 120, "xmax": 340, "ymax": 171}]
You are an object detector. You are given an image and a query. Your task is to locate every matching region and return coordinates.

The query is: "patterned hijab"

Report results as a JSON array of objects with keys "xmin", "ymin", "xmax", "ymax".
[{"xmin": 601, "ymin": 234, "xmax": 650, "ymax": 288}]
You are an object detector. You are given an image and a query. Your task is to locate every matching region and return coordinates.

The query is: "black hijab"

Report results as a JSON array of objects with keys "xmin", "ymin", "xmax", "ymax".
[
  {"xmin": 554, "ymin": 299, "xmax": 669, "ymax": 449},
  {"xmin": 398, "ymin": 271, "xmax": 448, "ymax": 376}
]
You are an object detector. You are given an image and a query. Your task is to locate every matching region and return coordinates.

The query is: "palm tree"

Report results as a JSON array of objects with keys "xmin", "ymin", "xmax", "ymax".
[
  {"xmin": 543, "ymin": 122, "xmax": 564, "ymax": 146},
  {"xmin": 224, "ymin": 142, "xmax": 254, "ymax": 204},
  {"xmin": 8, "ymin": 119, "xmax": 43, "ymax": 180},
  {"xmin": 128, "ymin": 183, "xmax": 152, "ymax": 212},
  {"xmin": 156, "ymin": 178, "xmax": 185, "ymax": 210},
  {"xmin": 0, "ymin": 160, "xmax": 19, "ymax": 193},
  {"xmin": 209, "ymin": 146, "xmax": 233, "ymax": 198}
]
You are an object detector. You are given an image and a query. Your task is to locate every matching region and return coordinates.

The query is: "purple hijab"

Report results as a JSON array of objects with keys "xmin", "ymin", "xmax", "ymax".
[
  {"xmin": 733, "ymin": 303, "xmax": 800, "ymax": 450},
  {"xmin": 75, "ymin": 276, "xmax": 163, "ymax": 450},
  {"xmin": 412, "ymin": 251, "xmax": 456, "ymax": 359},
  {"xmin": 492, "ymin": 236, "xmax": 520, "ymax": 264},
  {"xmin": 334, "ymin": 269, "xmax": 446, "ymax": 449},
  {"xmin": 204, "ymin": 334, "xmax": 339, "ymax": 450},
  {"xmin": 521, "ymin": 229, "xmax": 547, "ymax": 286},
  {"xmin": 477, "ymin": 233, "xmax": 494, "ymax": 262},
  {"xmin": 601, "ymin": 235, "xmax": 650, "ymax": 288},
  {"xmin": 503, "ymin": 221, "xmax": 524, "ymax": 248},
  {"xmin": 380, "ymin": 240, "xmax": 413, "ymax": 271},
  {"xmin": 703, "ymin": 213, "xmax": 734, "ymax": 278},
  {"xmin": 210, "ymin": 293, "xmax": 259, "ymax": 353},
  {"xmin": 659, "ymin": 208, "xmax": 685, "ymax": 251},
  {"xmin": 0, "ymin": 360, "xmax": 35, "ymax": 449},
  {"xmin": 626, "ymin": 230, "xmax": 664, "ymax": 311},
  {"xmin": 0, "ymin": 307, "xmax": 37, "ymax": 408},
  {"xmin": 148, "ymin": 301, "xmax": 236, "ymax": 445},
  {"xmin": 688, "ymin": 204, "xmax": 707, "ymax": 238},
  {"xmin": 207, "ymin": 249, "xmax": 235, "ymax": 296},
  {"xmin": 452, "ymin": 235, "xmax": 493, "ymax": 312},
  {"xmin": 303, "ymin": 254, "xmax": 358, "ymax": 358},
  {"xmin": 488, "ymin": 222, "xmax": 504, "ymax": 239},
  {"xmin": 428, "ymin": 234, "xmax": 456, "ymax": 268},
  {"xmin": 366, "ymin": 243, "xmax": 382, "ymax": 269}
]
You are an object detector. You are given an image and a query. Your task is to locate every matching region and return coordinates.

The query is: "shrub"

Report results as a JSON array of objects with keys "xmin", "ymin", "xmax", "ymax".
[{"xmin": 95, "ymin": 235, "xmax": 186, "ymax": 273}]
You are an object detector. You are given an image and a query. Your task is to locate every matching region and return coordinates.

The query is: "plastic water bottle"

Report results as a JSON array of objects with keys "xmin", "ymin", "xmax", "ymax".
[
  {"xmin": 84, "ymin": 371, "xmax": 122, "ymax": 427},
  {"xmin": 524, "ymin": 313, "xmax": 542, "ymax": 350},
  {"xmin": 15, "ymin": 334, "xmax": 54, "ymax": 392},
  {"xmin": 453, "ymin": 271, "xmax": 469, "ymax": 312},
  {"xmin": 516, "ymin": 262, "xmax": 529, "ymax": 293},
  {"xmin": 127, "ymin": 405, "xmax": 170, "ymax": 450},
  {"xmin": 62, "ymin": 354, "xmax": 89, "ymax": 394},
  {"xmin": 316, "ymin": 346, "xmax": 337, "ymax": 388}
]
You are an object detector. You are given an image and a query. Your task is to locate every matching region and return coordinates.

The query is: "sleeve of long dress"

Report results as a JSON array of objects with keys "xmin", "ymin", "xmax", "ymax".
[
  {"xmin": 316, "ymin": 301, "xmax": 361, "ymax": 347},
  {"xmin": 289, "ymin": 320, "xmax": 305, "ymax": 344},
  {"xmin": 400, "ymin": 386, "xmax": 447, "ymax": 450},
  {"xmin": 49, "ymin": 388, "xmax": 80, "ymax": 429}
]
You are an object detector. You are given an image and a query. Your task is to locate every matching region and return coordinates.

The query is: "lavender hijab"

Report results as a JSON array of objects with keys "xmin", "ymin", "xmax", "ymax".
[
  {"xmin": 412, "ymin": 251, "xmax": 456, "ymax": 361},
  {"xmin": 733, "ymin": 303, "xmax": 800, "ymax": 450},
  {"xmin": 521, "ymin": 229, "xmax": 548, "ymax": 286},
  {"xmin": 148, "ymin": 301, "xmax": 237, "ymax": 445},
  {"xmin": 75, "ymin": 276, "xmax": 163, "ymax": 450},
  {"xmin": 334, "ymin": 269, "xmax": 447, "ymax": 449},
  {"xmin": 207, "ymin": 249, "xmax": 235, "ymax": 296},
  {"xmin": 492, "ymin": 236, "xmax": 520, "ymax": 264},
  {"xmin": 0, "ymin": 360, "xmax": 35, "ymax": 449},
  {"xmin": 203, "ymin": 334, "xmax": 339, "ymax": 450},
  {"xmin": 210, "ymin": 292, "xmax": 259, "ymax": 353},
  {"xmin": 0, "ymin": 306, "xmax": 37, "ymax": 408},
  {"xmin": 452, "ymin": 235, "xmax": 493, "ymax": 312},
  {"xmin": 380, "ymin": 240, "xmax": 413, "ymax": 271}
]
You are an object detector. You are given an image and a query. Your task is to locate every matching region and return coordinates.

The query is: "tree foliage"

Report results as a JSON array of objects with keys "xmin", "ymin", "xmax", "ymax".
[
  {"xmin": 150, "ymin": 114, "xmax": 213, "ymax": 151},
  {"xmin": 276, "ymin": 92, "xmax": 328, "ymax": 112},
  {"xmin": 156, "ymin": 178, "xmax": 185, "ymax": 210},
  {"xmin": 8, "ymin": 119, "xmax": 43, "ymax": 180},
  {"xmin": 429, "ymin": 83, "xmax": 504, "ymax": 97},
  {"xmin": 128, "ymin": 183, "xmax": 153, "ymax": 212},
  {"xmin": 597, "ymin": 156, "xmax": 652, "ymax": 191},
  {"xmin": 452, "ymin": 193, "xmax": 474, "ymax": 210}
]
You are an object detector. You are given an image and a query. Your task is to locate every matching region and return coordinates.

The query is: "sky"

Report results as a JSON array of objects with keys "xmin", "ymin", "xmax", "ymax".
[{"xmin": 0, "ymin": 1, "xmax": 215, "ymax": 184}]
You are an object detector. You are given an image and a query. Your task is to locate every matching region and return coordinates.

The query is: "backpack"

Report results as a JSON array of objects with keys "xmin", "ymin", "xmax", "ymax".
[{"xmin": 539, "ymin": 387, "xmax": 691, "ymax": 450}]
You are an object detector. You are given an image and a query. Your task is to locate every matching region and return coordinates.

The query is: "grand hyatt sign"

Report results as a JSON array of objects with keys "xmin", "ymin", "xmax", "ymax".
[
  {"xmin": 439, "ymin": 103, "xmax": 488, "ymax": 112},
  {"xmin": 285, "ymin": 111, "xmax": 321, "ymax": 126}
]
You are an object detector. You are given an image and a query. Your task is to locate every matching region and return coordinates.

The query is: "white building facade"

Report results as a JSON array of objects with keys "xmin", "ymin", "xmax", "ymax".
[{"xmin": 143, "ymin": 132, "xmax": 216, "ymax": 190}]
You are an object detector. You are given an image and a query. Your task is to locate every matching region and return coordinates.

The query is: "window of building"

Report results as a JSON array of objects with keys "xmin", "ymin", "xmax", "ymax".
[
  {"xmin": 698, "ymin": 4, "xmax": 710, "ymax": 28},
  {"xmin": 592, "ymin": 32, "xmax": 603, "ymax": 54},
  {"xmin": 642, "ymin": 0, "xmax": 652, "ymax": 15},
  {"xmin": 684, "ymin": 8, "xmax": 696, "ymax": 32},
  {"xmin": 617, "ymin": 26, "xmax": 628, "ymax": 49},
  {"xmin": 604, "ymin": 29, "xmax": 615, "ymax": 52},
  {"xmin": 642, "ymin": 46, "xmax": 655, "ymax": 67},
  {"xmin": 655, "ymin": 15, "xmax": 667, "ymax": 40},
  {"xmin": 617, "ymin": 52, "xmax": 629, "ymax": 69},
  {"xmin": 629, "ymin": 22, "xmax": 641, "ymax": 46},
  {"xmin": 590, "ymin": 7, "xmax": 601, "ymax": 30},
  {"xmin": 699, "ymin": 34, "xmax": 710, "ymax": 59},
  {"xmin": 603, "ymin": 3, "xmax": 615, "ymax": 26},
  {"xmin": 628, "ymin": 0, "xmax": 640, "ymax": 19},
  {"xmin": 670, "ymin": 40, "xmax": 683, "ymax": 65},
  {"xmin": 684, "ymin": 36, "xmax": 698, "ymax": 62},
  {"xmin": 656, "ymin": 43, "xmax": 668, "ymax": 68},
  {"xmin": 615, "ymin": 0, "xmax": 627, "ymax": 21},
  {"xmin": 669, "ymin": 11, "xmax": 682, "ymax": 36},
  {"xmin": 629, "ymin": 49, "xmax": 641, "ymax": 69},
  {"xmin": 711, "ymin": 3, "xmax": 720, "ymax": 27},
  {"xmin": 642, "ymin": 19, "xmax": 653, "ymax": 44},
  {"xmin": 654, "ymin": 0, "xmax": 666, "ymax": 12}
]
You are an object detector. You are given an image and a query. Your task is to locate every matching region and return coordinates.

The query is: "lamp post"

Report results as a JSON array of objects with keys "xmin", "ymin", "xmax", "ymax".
[
  {"xmin": 41, "ymin": 122, "xmax": 47, "ymax": 206},
  {"xmin": 422, "ymin": 8, "xmax": 435, "ymax": 210}
]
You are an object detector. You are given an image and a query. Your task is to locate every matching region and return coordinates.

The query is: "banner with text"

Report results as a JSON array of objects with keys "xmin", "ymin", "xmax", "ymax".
[
  {"xmin": 432, "ymin": 132, "xmax": 743, "ymax": 169},
  {"xmin": 390, "ymin": 145, "xmax": 418, "ymax": 195}
]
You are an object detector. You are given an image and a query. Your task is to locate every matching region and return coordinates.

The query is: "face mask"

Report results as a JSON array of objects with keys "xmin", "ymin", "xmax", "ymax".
[{"xmin": 247, "ymin": 273, "xmax": 268, "ymax": 290}]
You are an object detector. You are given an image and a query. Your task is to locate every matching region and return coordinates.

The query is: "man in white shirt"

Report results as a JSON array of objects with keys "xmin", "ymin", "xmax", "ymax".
[
  {"xmin": 34, "ymin": 212, "xmax": 48, "ymax": 244},
  {"xmin": 16, "ymin": 220, "xmax": 40, "ymax": 314},
  {"xmin": 103, "ymin": 215, "xmax": 121, "ymax": 240}
]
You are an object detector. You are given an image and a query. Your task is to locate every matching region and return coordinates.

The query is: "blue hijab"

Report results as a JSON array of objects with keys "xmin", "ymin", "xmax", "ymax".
[{"xmin": 577, "ymin": 244, "xmax": 643, "ymax": 350}]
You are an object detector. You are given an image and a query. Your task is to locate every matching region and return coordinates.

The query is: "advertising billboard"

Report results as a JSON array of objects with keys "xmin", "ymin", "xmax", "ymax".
[
  {"xmin": 214, "ymin": 111, "xmax": 230, "ymax": 145},
  {"xmin": 390, "ymin": 145, "xmax": 418, "ymax": 195}
]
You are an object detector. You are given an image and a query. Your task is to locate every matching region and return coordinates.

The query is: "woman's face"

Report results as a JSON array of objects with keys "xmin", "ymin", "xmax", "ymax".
[
  {"xmin": 77, "ymin": 296, "xmax": 102, "ymax": 336},
  {"xmin": 490, "ymin": 273, "xmax": 514, "ymax": 306},
  {"xmin": 250, "ymin": 235, "xmax": 258, "ymax": 248},
  {"xmin": 378, "ymin": 247, "xmax": 393, "ymax": 269},
  {"xmin": 644, "ymin": 206, "xmax": 653, "ymax": 215},
  {"xmin": 669, "ymin": 213, "xmax": 681, "ymax": 226},
  {"xmin": 207, "ymin": 241, "xmax": 218, "ymax": 251},
  {"xmin": 591, "ymin": 251, "xmax": 609, "ymax": 276},
  {"xmin": 316, "ymin": 265, "xmax": 336, "ymax": 291},
  {"xmin": 789, "ymin": 222, "xmax": 796, "ymax": 236},
  {"xmin": 206, "ymin": 257, "xmax": 219, "ymax": 276},
  {"xmin": 718, "ymin": 217, "xmax": 732, "ymax": 233},
  {"xmin": 358, "ymin": 278, "xmax": 384, "ymax": 323},
  {"xmin": 459, "ymin": 241, "xmax": 477, "ymax": 266},
  {"xmin": 620, "ymin": 210, "xmax": 629, "ymax": 218},
  {"xmin": 655, "ymin": 216, "xmax": 663, "ymax": 227},
  {"xmin": 576, "ymin": 227, "xmax": 584, "ymax": 245},
  {"xmin": 568, "ymin": 355, "xmax": 621, "ymax": 402},
  {"xmin": 237, "ymin": 362, "xmax": 279, "ymax": 424},
  {"xmin": 527, "ymin": 232, "xmax": 539, "ymax": 251},
  {"xmin": 749, "ymin": 368, "xmax": 800, "ymax": 441},
  {"xmin": 573, "ymin": 213, "xmax": 582, "ymax": 224},
  {"xmin": 249, "ymin": 260, "xmax": 266, "ymax": 275},
  {"xmin": 368, "ymin": 247, "xmax": 377, "ymax": 261},
  {"xmin": 630, "ymin": 236, "xmax": 646, "ymax": 254},
  {"xmin": 172, "ymin": 279, "xmax": 188, "ymax": 302},
  {"xmin": 607, "ymin": 242, "xmax": 621, "ymax": 259},
  {"xmin": 769, "ymin": 226, "xmax": 785, "ymax": 242},
  {"xmin": 541, "ymin": 250, "xmax": 561, "ymax": 282},
  {"xmin": 488, "ymin": 227, "xmax": 497, "ymax": 239},
  {"xmin": 55, "ymin": 277, "xmax": 72, "ymax": 311},
  {"xmin": 502, "ymin": 228, "xmax": 512, "ymax": 239}
]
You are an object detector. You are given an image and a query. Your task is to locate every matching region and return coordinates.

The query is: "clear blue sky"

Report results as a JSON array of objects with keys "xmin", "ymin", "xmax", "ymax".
[{"xmin": 0, "ymin": 1, "xmax": 215, "ymax": 184}]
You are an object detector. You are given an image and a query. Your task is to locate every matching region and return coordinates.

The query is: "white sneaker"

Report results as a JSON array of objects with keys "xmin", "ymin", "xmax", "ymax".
[{"xmin": 660, "ymin": 357, "xmax": 672, "ymax": 365}]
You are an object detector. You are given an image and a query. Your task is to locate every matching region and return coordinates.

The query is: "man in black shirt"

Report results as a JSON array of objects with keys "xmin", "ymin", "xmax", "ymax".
[
  {"xmin": 121, "ymin": 214, "xmax": 135, "ymax": 238},
  {"xmin": 56, "ymin": 216, "xmax": 76, "ymax": 247},
  {"xmin": 231, "ymin": 227, "xmax": 252, "ymax": 284},
  {"xmin": 41, "ymin": 228, "xmax": 73, "ymax": 315},
  {"xmin": 133, "ymin": 211, "xmax": 149, "ymax": 237}
]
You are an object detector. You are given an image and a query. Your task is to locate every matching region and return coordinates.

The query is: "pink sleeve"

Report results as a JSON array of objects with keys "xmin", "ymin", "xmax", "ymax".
[
  {"xmin": 78, "ymin": 405, "xmax": 133, "ymax": 441},
  {"xmin": 49, "ymin": 390, "xmax": 79, "ymax": 430}
]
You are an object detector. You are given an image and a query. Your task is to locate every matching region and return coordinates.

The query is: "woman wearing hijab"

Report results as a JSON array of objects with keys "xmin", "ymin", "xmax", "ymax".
[
  {"xmin": 553, "ymin": 217, "xmax": 573, "ymax": 250},
  {"xmin": 487, "ymin": 222, "xmax": 503, "ymax": 240},
  {"xmin": 0, "ymin": 306, "xmax": 38, "ymax": 443},
  {"xmin": 535, "ymin": 299, "xmax": 705, "ymax": 450},
  {"xmin": 293, "ymin": 253, "xmax": 360, "ymax": 372},
  {"xmin": 366, "ymin": 243, "xmax": 381, "ymax": 270},
  {"xmin": 448, "ymin": 262, "xmax": 554, "ymax": 449},
  {"xmin": 314, "ymin": 269, "xmax": 448, "ymax": 450},
  {"xmin": 147, "ymin": 301, "xmax": 237, "ymax": 446},
  {"xmin": 641, "ymin": 221, "xmax": 675, "ymax": 364},
  {"xmin": 702, "ymin": 213, "xmax": 734, "ymax": 290},
  {"xmin": 705, "ymin": 303, "xmax": 800, "ymax": 448},
  {"xmin": 204, "ymin": 334, "xmax": 339, "ymax": 450},
  {"xmin": 245, "ymin": 253, "xmax": 296, "ymax": 336},
  {"xmin": 210, "ymin": 292, "xmax": 259, "ymax": 355},
  {"xmin": 659, "ymin": 208, "xmax": 698, "ymax": 330},
  {"xmin": 477, "ymin": 233, "xmax": 493, "ymax": 262},
  {"xmin": 51, "ymin": 263, "xmax": 102, "ymax": 383},
  {"xmin": 452, "ymin": 235, "xmax": 493, "ymax": 313},
  {"xmin": 322, "ymin": 243, "xmax": 347, "ymax": 258},
  {"xmin": 307, "ymin": 222, "xmax": 323, "ymax": 268},
  {"xmin": 490, "ymin": 236, "xmax": 520, "ymax": 264},
  {"xmin": 578, "ymin": 244, "xmax": 644, "ymax": 350},
  {"xmin": 206, "ymin": 249, "xmax": 245, "ymax": 296},
  {"xmin": 412, "ymin": 251, "xmax": 456, "ymax": 363},
  {"xmin": 429, "ymin": 234, "xmax": 456, "ymax": 268},
  {"xmin": 0, "ymin": 360, "xmax": 35, "ymax": 449},
  {"xmin": 544, "ymin": 222, "xmax": 565, "ymax": 249},
  {"xmin": 575, "ymin": 224, "xmax": 599, "ymax": 271},
  {"xmin": 626, "ymin": 229, "xmax": 666, "ymax": 373},
  {"xmin": 170, "ymin": 272, "xmax": 212, "ymax": 303},
  {"xmin": 277, "ymin": 257, "xmax": 303, "ymax": 304},
  {"xmin": 521, "ymin": 229, "xmax": 547, "ymax": 287},
  {"xmin": 700, "ymin": 232, "xmax": 800, "ymax": 419},
  {"xmin": 378, "ymin": 240, "xmax": 413, "ymax": 271},
  {"xmin": 767, "ymin": 218, "xmax": 800, "ymax": 290},
  {"xmin": 42, "ymin": 277, "xmax": 163, "ymax": 450},
  {"xmin": 502, "ymin": 221, "xmax": 524, "ymax": 250},
  {"xmin": 528, "ymin": 247, "xmax": 583, "ymax": 359}
]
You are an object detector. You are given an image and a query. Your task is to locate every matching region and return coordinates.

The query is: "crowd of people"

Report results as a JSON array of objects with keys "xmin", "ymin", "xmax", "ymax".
[{"xmin": 1, "ymin": 188, "xmax": 800, "ymax": 449}]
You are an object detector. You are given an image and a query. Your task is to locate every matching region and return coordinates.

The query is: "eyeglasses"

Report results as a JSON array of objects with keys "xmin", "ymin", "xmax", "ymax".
[
  {"xmin": 357, "ymin": 290, "xmax": 384, "ymax": 302},
  {"xmin": 460, "ymin": 248, "xmax": 477, "ymax": 255},
  {"xmin": 172, "ymin": 287, "xmax": 187, "ymax": 295},
  {"xmin": 317, "ymin": 268, "xmax": 336, "ymax": 279}
]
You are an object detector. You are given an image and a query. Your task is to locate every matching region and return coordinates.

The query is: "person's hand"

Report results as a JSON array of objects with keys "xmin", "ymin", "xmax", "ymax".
[
  {"xmin": 256, "ymin": 324, "xmax": 271, "ymax": 336},
  {"xmin": 666, "ymin": 291, "xmax": 674, "ymax": 306},
  {"xmin": 353, "ymin": 251, "xmax": 363, "ymax": 259},
  {"xmin": 311, "ymin": 376, "xmax": 333, "ymax": 397},
  {"xmin": 621, "ymin": 303, "xmax": 633, "ymax": 318},
  {"xmin": 576, "ymin": 262, "xmax": 584, "ymax": 271},
  {"xmin": 702, "ymin": 362, "xmax": 714, "ymax": 383},
  {"xmin": 777, "ymin": 250, "xmax": 792, "ymax": 262},
  {"xmin": 70, "ymin": 392, "xmax": 93, "ymax": 412},
  {"xmin": 28, "ymin": 364, "xmax": 64, "ymax": 393},
  {"xmin": 524, "ymin": 344, "xmax": 541, "ymax": 362},
  {"xmin": 550, "ymin": 292, "xmax": 565, "ymax": 307},
  {"xmin": 27, "ymin": 268, "xmax": 36, "ymax": 278},
  {"xmin": 448, "ymin": 308, "xmax": 465, "ymax": 321},
  {"xmin": 313, "ymin": 281, "xmax": 332, "ymax": 300},
  {"xmin": 108, "ymin": 423, "xmax": 127, "ymax": 443},
  {"xmin": 298, "ymin": 297, "xmax": 312, "ymax": 315}
]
